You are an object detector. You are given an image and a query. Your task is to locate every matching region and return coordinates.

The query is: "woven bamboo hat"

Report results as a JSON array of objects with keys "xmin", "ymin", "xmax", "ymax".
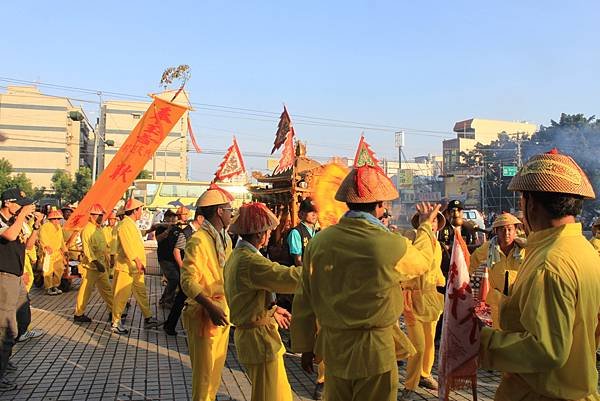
[
  {"xmin": 335, "ymin": 166, "xmax": 399, "ymax": 203},
  {"xmin": 124, "ymin": 198, "xmax": 144, "ymax": 211},
  {"xmin": 196, "ymin": 183, "xmax": 235, "ymax": 207},
  {"xmin": 411, "ymin": 211, "xmax": 446, "ymax": 231},
  {"xmin": 47, "ymin": 208, "xmax": 63, "ymax": 220},
  {"xmin": 508, "ymin": 149, "xmax": 595, "ymax": 199},
  {"xmin": 88, "ymin": 203, "xmax": 106, "ymax": 215},
  {"xmin": 492, "ymin": 213, "xmax": 522, "ymax": 229},
  {"xmin": 229, "ymin": 202, "xmax": 280, "ymax": 235}
]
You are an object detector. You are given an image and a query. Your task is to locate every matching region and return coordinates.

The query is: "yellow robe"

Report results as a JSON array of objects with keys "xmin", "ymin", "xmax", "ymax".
[
  {"xmin": 180, "ymin": 226, "xmax": 232, "ymax": 401},
  {"xmin": 39, "ymin": 221, "xmax": 65, "ymax": 288},
  {"xmin": 112, "ymin": 216, "xmax": 151, "ymax": 323},
  {"xmin": 103, "ymin": 224, "xmax": 118, "ymax": 276},
  {"xmin": 224, "ymin": 243, "xmax": 301, "ymax": 401},
  {"xmin": 480, "ymin": 223, "xmax": 600, "ymax": 401},
  {"xmin": 402, "ymin": 241, "xmax": 444, "ymax": 390},
  {"xmin": 291, "ymin": 217, "xmax": 436, "ymax": 401},
  {"xmin": 470, "ymin": 241, "xmax": 525, "ymax": 328},
  {"xmin": 75, "ymin": 222, "xmax": 113, "ymax": 316},
  {"xmin": 589, "ymin": 236, "xmax": 600, "ymax": 256}
]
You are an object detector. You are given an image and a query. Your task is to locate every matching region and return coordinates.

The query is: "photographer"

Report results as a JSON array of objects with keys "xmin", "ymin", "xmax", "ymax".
[{"xmin": 0, "ymin": 188, "xmax": 42, "ymax": 391}]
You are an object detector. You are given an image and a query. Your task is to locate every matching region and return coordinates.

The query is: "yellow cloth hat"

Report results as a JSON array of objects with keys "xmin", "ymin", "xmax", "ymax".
[
  {"xmin": 411, "ymin": 211, "xmax": 446, "ymax": 231},
  {"xmin": 508, "ymin": 149, "xmax": 595, "ymax": 199},
  {"xmin": 491, "ymin": 212, "xmax": 522, "ymax": 228},
  {"xmin": 196, "ymin": 183, "xmax": 235, "ymax": 207},
  {"xmin": 229, "ymin": 202, "xmax": 280, "ymax": 235},
  {"xmin": 124, "ymin": 198, "xmax": 144, "ymax": 211},
  {"xmin": 335, "ymin": 166, "xmax": 399, "ymax": 203}
]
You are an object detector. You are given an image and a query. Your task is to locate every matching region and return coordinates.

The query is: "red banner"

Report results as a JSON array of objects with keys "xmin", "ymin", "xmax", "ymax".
[
  {"xmin": 274, "ymin": 127, "xmax": 295, "ymax": 175},
  {"xmin": 353, "ymin": 135, "xmax": 383, "ymax": 171},
  {"xmin": 187, "ymin": 116, "xmax": 201, "ymax": 153},
  {"xmin": 64, "ymin": 96, "xmax": 188, "ymax": 230},
  {"xmin": 271, "ymin": 106, "xmax": 292, "ymax": 154},
  {"xmin": 214, "ymin": 137, "xmax": 246, "ymax": 181}
]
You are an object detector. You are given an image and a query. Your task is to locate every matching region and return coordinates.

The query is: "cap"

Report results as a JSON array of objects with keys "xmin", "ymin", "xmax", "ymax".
[
  {"xmin": 89, "ymin": 203, "xmax": 106, "ymax": 215},
  {"xmin": 446, "ymin": 200, "xmax": 464, "ymax": 211},
  {"xmin": 124, "ymin": 198, "xmax": 144, "ymax": 211},
  {"xmin": 508, "ymin": 149, "xmax": 595, "ymax": 199},
  {"xmin": 491, "ymin": 213, "xmax": 522, "ymax": 229},
  {"xmin": 1, "ymin": 188, "xmax": 34, "ymax": 206},
  {"xmin": 335, "ymin": 166, "xmax": 398, "ymax": 203},
  {"xmin": 299, "ymin": 198, "xmax": 317, "ymax": 213},
  {"xmin": 411, "ymin": 211, "xmax": 446, "ymax": 231},
  {"xmin": 229, "ymin": 202, "xmax": 280, "ymax": 235},
  {"xmin": 196, "ymin": 183, "xmax": 235, "ymax": 207}
]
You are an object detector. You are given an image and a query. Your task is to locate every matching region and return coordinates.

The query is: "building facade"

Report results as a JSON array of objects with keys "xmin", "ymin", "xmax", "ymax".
[
  {"xmin": 99, "ymin": 91, "xmax": 190, "ymax": 180},
  {"xmin": 442, "ymin": 118, "xmax": 537, "ymax": 173},
  {"xmin": 0, "ymin": 85, "xmax": 93, "ymax": 187}
]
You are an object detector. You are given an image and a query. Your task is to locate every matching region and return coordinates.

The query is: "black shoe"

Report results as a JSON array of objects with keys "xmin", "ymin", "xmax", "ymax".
[
  {"xmin": 163, "ymin": 326, "xmax": 177, "ymax": 336},
  {"xmin": 313, "ymin": 382, "xmax": 324, "ymax": 400},
  {"xmin": 74, "ymin": 315, "xmax": 92, "ymax": 323}
]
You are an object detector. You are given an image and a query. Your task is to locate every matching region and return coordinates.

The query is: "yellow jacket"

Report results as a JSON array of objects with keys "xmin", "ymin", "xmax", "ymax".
[
  {"xmin": 181, "ymin": 227, "xmax": 232, "ymax": 327},
  {"xmin": 589, "ymin": 236, "xmax": 600, "ymax": 256},
  {"xmin": 103, "ymin": 225, "xmax": 118, "ymax": 256},
  {"xmin": 224, "ymin": 242, "xmax": 301, "ymax": 364},
  {"xmin": 115, "ymin": 216, "xmax": 146, "ymax": 273},
  {"xmin": 291, "ymin": 216, "xmax": 436, "ymax": 380},
  {"xmin": 39, "ymin": 222, "xmax": 65, "ymax": 261},
  {"xmin": 81, "ymin": 221, "xmax": 109, "ymax": 271},
  {"xmin": 480, "ymin": 223, "xmax": 600, "ymax": 400},
  {"xmin": 402, "ymin": 241, "xmax": 444, "ymax": 323}
]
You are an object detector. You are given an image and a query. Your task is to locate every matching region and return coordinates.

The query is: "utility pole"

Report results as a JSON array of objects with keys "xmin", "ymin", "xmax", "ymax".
[
  {"xmin": 395, "ymin": 131, "xmax": 404, "ymax": 218},
  {"xmin": 92, "ymin": 91, "xmax": 103, "ymax": 184}
]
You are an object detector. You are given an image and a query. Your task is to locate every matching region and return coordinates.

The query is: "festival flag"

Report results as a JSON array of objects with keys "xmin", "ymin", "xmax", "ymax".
[
  {"xmin": 438, "ymin": 228, "xmax": 480, "ymax": 401},
  {"xmin": 214, "ymin": 137, "xmax": 246, "ymax": 181},
  {"xmin": 64, "ymin": 96, "xmax": 188, "ymax": 231},
  {"xmin": 273, "ymin": 127, "xmax": 296, "ymax": 175},
  {"xmin": 353, "ymin": 135, "xmax": 383, "ymax": 171},
  {"xmin": 271, "ymin": 106, "xmax": 292, "ymax": 154},
  {"xmin": 187, "ymin": 116, "xmax": 201, "ymax": 153}
]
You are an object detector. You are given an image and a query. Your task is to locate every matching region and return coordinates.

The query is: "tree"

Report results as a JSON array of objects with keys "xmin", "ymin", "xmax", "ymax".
[
  {"xmin": 71, "ymin": 167, "xmax": 92, "ymax": 202},
  {"xmin": 51, "ymin": 170, "xmax": 73, "ymax": 205},
  {"xmin": 0, "ymin": 158, "xmax": 34, "ymax": 195},
  {"xmin": 137, "ymin": 169, "xmax": 152, "ymax": 179}
]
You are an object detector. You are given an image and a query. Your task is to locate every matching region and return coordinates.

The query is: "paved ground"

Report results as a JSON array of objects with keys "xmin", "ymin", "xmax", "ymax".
[{"xmin": 5, "ymin": 275, "xmax": 506, "ymax": 400}]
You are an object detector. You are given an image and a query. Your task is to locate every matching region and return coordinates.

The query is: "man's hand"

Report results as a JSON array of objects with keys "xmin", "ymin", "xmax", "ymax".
[
  {"xmin": 33, "ymin": 212, "xmax": 44, "ymax": 225},
  {"xmin": 301, "ymin": 352, "xmax": 315, "ymax": 374},
  {"xmin": 91, "ymin": 260, "xmax": 105, "ymax": 273},
  {"xmin": 44, "ymin": 246, "xmax": 53, "ymax": 255},
  {"xmin": 17, "ymin": 204, "xmax": 36, "ymax": 220},
  {"xmin": 204, "ymin": 301, "xmax": 228, "ymax": 326},
  {"xmin": 416, "ymin": 202, "xmax": 442, "ymax": 225},
  {"xmin": 134, "ymin": 258, "xmax": 145, "ymax": 274},
  {"xmin": 22, "ymin": 273, "xmax": 31, "ymax": 287},
  {"xmin": 273, "ymin": 306, "xmax": 292, "ymax": 329}
]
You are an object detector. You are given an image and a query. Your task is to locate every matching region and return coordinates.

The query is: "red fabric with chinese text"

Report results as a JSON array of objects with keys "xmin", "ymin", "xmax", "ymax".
[
  {"xmin": 214, "ymin": 137, "xmax": 246, "ymax": 181},
  {"xmin": 438, "ymin": 228, "xmax": 480, "ymax": 400},
  {"xmin": 64, "ymin": 97, "xmax": 188, "ymax": 231},
  {"xmin": 273, "ymin": 127, "xmax": 295, "ymax": 175}
]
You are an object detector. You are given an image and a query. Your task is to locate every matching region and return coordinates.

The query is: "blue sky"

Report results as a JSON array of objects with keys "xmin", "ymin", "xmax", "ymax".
[{"xmin": 2, "ymin": 1, "xmax": 599, "ymax": 180}]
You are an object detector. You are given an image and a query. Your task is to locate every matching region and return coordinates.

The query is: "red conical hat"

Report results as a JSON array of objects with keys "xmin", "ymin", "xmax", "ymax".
[
  {"xmin": 229, "ymin": 202, "xmax": 280, "ymax": 235},
  {"xmin": 335, "ymin": 166, "xmax": 398, "ymax": 203},
  {"xmin": 89, "ymin": 203, "xmax": 106, "ymax": 215},
  {"xmin": 124, "ymin": 198, "xmax": 144, "ymax": 211}
]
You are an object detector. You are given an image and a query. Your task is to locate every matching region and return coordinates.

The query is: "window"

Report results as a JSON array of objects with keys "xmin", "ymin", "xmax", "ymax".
[{"xmin": 132, "ymin": 113, "xmax": 141, "ymax": 119}]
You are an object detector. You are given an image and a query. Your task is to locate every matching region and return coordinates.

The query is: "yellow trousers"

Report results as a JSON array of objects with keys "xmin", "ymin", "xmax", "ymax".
[
  {"xmin": 75, "ymin": 268, "xmax": 113, "ymax": 316},
  {"xmin": 495, "ymin": 373, "xmax": 599, "ymax": 401},
  {"xmin": 325, "ymin": 364, "xmax": 398, "ymax": 401},
  {"xmin": 405, "ymin": 319, "xmax": 438, "ymax": 390},
  {"xmin": 43, "ymin": 256, "xmax": 64, "ymax": 289},
  {"xmin": 243, "ymin": 347, "xmax": 293, "ymax": 401},
  {"xmin": 112, "ymin": 270, "xmax": 151, "ymax": 324},
  {"xmin": 182, "ymin": 309, "xmax": 230, "ymax": 401}
]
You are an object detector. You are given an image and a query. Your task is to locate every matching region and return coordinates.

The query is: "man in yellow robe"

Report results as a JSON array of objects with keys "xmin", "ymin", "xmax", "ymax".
[
  {"xmin": 225, "ymin": 202, "xmax": 300, "ymax": 401},
  {"xmin": 180, "ymin": 184, "xmax": 234, "ymax": 401},
  {"xmin": 399, "ymin": 212, "xmax": 446, "ymax": 400},
  {"xmin": 74, "ymin": 204, "xmax": 113, "ymax": 322},
  {"xmin": 291, "ymin": 165, "xmax": 441, "ymax": 401},
  {"xmin": 479, "ymin": 149, "xmax": 600, "ymax": 401},
  {"xmin": 470, "ymin": 212, "xmax": 525, "ymax": 328},
  {"xmin": 39, "ymin": 208, "xmax": 67, "ymax": 295},
  {"xmin": 111, "ymin": 199, "xmax": 158, "ymax": 334}
]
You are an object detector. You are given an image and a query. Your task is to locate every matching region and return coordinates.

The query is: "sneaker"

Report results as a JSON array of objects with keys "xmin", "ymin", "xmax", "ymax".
[
  {"xmin": 111, "ymin": 323, "xmax": 129, "ymax": 335},
  {"xmin": 16, "ymin": 330, "xmax": 44, "ymax": 342},
  {"xmin": 0, "ymin": 376, "xmax": 17, "ymax": 391},
  {"xmin": 163, "ymin": 326, "xmax": 177, "ymax": 336},
  {"xmin": 73, "ymin": 315, "xmax": 92, "ymax": 323},
  {"xmin": 144, "ymin": 317, "xmax": 159, "ymax": 329},
  {"xmin": 54, "ymin": 287, "xmax": 63, "ymax": 295},
  {"xmin": 46, "ymin": 288, "xmax": 58, "ymax": 296},
  {"xmin": 6, "ymin": 361, "xmax": 17, "ymax": 372},
  {"xmin": 313, "ymin": 382, "xmax": 324, "ymax": 400},
  {"xmin": 419, "ymin": 376, "xmax": 439, "ymax": 390},
  {"xmin": 399, "ymin": 389, "xmax": 420, "ymax": 401}
]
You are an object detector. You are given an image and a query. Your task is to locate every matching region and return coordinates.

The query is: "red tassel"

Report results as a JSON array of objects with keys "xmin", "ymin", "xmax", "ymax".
[
  {"xmin": 188, "ymin": 117, "xmax": 201, "ymax": 153},
  {"xmin": 547, "ymin": 148, "xmax": 559, "ymax": 154}
]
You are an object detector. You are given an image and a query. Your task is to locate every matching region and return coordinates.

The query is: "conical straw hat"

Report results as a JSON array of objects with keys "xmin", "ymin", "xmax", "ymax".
[
  {"xmin": 491, "ymin": 213, "xmax": 522, "ymax": 229},
  {"xmin": 229, "ymin": 202, "xmax": 280, "ymax": 235},
  {"xmin": 335, "ymin": 166, "xmax": 398, "ymax": 203},
  {"xmin": 196, "ymin": 183, "xmax": 235, "ymax": 207},
  {"xmin": 508, "ymin": 149, "xmax": 595, "ymax": 199}
]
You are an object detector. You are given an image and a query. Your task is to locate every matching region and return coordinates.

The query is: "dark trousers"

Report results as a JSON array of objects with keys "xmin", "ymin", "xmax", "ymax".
[
  {"xmin": 16, "ymin": 295, "xmax": 31, "ymax": 339},
  {"xmin": 164, "ymin": 285, "xmax": 186, "ymax": 331},
  {"xmin": 158, "ymin": 260, "xmax": 179, "ymax": 304},
  {"xmin": 0, "ymin": 273, "xmax": 27, "ymax": 378}
]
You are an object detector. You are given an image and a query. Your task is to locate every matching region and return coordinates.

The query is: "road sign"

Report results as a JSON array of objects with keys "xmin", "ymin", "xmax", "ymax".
[{"xmin": 502, "ymin": 166, "xmax": 518, "ymax": 177}]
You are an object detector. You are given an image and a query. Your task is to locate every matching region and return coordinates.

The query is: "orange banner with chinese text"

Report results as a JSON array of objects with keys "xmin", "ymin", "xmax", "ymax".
[{"xmin": 64, "ymin": 96, "xmax": 188, "ymax": 231}]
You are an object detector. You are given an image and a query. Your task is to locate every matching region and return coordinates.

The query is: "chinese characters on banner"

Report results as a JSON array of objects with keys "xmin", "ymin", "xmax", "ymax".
[
  {"xmin": 214, "ymin": 137, "xmax": 246, "ymax": 181},
  {"xmin": 271, "ymin": 106, "xmax": 292, "ymax": 154},
  {"xmin": 273, "ymin": 126, "xmax": 295, "ymax": 175},
  {"xmin": 64, "ymin": 97, "xmax": 188, "ymax": 231}
]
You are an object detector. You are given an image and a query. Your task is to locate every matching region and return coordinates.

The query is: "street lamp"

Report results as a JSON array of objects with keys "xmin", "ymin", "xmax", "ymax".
[
  {"xmin": 162, "ymin": 137, "xmax": 185, "ymax": 179},
  {"xmin": 91, "ymin": 124, "xmax": 114, "ymax": 184}
]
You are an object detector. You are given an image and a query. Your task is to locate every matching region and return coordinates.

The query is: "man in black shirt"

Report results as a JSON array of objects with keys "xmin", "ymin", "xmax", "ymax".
[
  {"xmin": 156, "ymin": 210, "xmax": 178, "ymax": 307},
  {"xmin": 0, "ymin": 188, "xmax": 42, "ymax": 391}
]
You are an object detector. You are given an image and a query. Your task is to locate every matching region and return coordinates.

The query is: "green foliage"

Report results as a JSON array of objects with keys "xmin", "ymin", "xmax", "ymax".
[
  {"xmin": 51, "ymin": 170, "xmax": 74, "ymax": 204},
  {"xmin": 137, "ymin": 169, "xmax": 152, "ymax": 179},
  {"xmin": 51, "ymin": 167, "xmax": 93, "ymax": 203},
  {"xmin": 0, "ymin": 158, "xmax": 34, "ymax": 195},
  {"xmin": 72, "ymin": 167, "xmax": 92, "ymax": 202}
]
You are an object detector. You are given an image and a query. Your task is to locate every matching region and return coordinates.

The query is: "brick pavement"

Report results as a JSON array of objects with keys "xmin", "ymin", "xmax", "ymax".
[{"xmin": 3, "ymin": 275, "xmax": 507, "ymax": 400}]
